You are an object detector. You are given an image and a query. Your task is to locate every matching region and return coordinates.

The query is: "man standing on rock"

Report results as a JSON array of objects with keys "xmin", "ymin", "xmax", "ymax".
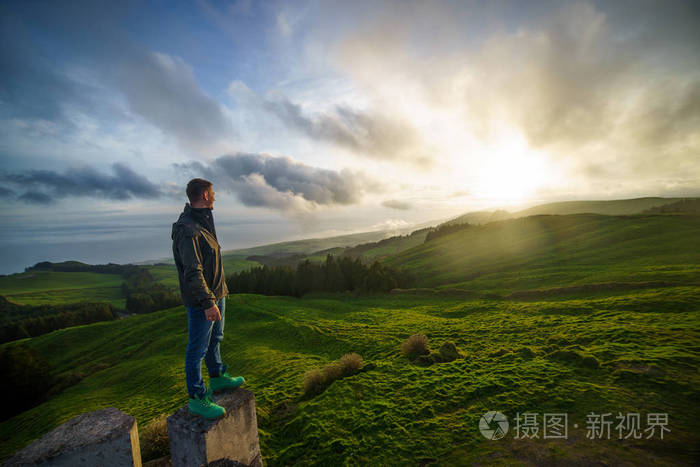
[{"xmin": 171, "ymin": 178, "xmax": 245, "ymax": 419}]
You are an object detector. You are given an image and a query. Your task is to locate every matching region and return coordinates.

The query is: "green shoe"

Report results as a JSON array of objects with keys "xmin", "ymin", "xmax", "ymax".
[
  {"xmin": 210, "ymin": 372, "xmax": 246, "ymax": 392},
  {"xmin": 188, "ymin": 391, "xmax": 226, "ymax": 419}
]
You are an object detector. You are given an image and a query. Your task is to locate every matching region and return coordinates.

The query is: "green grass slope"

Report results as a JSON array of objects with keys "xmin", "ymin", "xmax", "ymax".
[
  {"xmin": 1, "ymin": 290, "xmax": 698, "ymax": 465},
  {"xmin": 312, "ymin": 229, "xmax": 431, "ymax": 262},
  {"xmin": 385, "ymin": 214, "xmax": 700, "ymax": 293},
  {"xmin": 0, "ymin": 271, "xmax": 125, "ymax": 308},
  {"xmin": 222, "ymin": 230, "xmax": 411, "ymax": 258},
  {"xmin": 514, "ymin": 197, "xmax": 693, "ymax": 217},
  {"xmin": 444, "ymin": 197, "xmax": 693, "ymax": 227}
]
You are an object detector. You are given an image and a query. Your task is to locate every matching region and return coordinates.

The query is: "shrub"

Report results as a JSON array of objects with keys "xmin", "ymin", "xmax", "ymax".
[
  {"xmin": 302, "ymin": 369, "xmax": 326, "ymax": 395},
  {"xmin": 438, "ymin": 342, "xmax": 461, "ymax": 362},
  {"xmin": 322, "ymin": 362, "xmax": 344, "ymax": 382},
  {"xmin": 338, "ymin": 352, "xmax": 363, "ymax": 375},
  {"xmin": 303, "ymin": 353, "xmax": 365, "ymax": 396},
  {"xmin": 139, "ymin": 413, "xmax": 170, "ymax": 462},
  {"xmin": 402, "ymin": 334, "xmax": 430, "ymax": 358}
]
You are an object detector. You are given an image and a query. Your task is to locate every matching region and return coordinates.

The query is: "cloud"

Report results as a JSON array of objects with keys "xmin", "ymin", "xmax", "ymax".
[
  {"xmin": 460, "ymin": 2, "xmax": 700, "ymax": 155},
  {"xmin": 0, "ymin": 162, "xmax": 173, "ymax": 204},
  {"xmin": 174, "ymin": 152, "xmax": 384, "ymax": 213},
  {"xmin": 116, "ymin": 52, "xmax": 232, "ymax": 152},
  {"xmin": 0, "ymin": 1, "xmax": 233, "ymax": 154},
  {"xmin": 381, "ymin": 199, "xmax": 411, "ymax": 210},
  {"xmin": 369, "ymin": 218, "xmax": 411, "ymax": 234},
  {"xmin": 329, "ymin": 0, "xmax": 700, "ymax": 196},
  {"xmin": 230, "ymin": 82, "xmax": 431, "ymax": 166},
  {"xmin": 0, "ymin": 186, "xmax": 18, "ymax": 199}
]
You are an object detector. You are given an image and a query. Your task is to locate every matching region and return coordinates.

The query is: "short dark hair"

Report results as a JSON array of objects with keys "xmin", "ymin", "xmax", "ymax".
[{"xmin": 186, "ymin": 178, "xmax": 213, "ymax": 203}]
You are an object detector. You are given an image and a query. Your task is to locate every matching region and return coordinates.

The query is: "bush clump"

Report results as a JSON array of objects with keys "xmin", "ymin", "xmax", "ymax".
[
  {"xmin": 401, "ymin": 334, "xmax": 430, "ymax": 358},
  {"xmin": 338, "ymin": 352, "xmax": 363, "ymax": 374},
  {"xmin": 303, "ymin": 352, "xmax": 364, "ymax": 396},
  {"xmin": 139, "ymin": 413, "xmax": 170, "ymax": 462},
  {"xmin": 302, "ymin": 369, "xmax": 326, "ymax": 395},
  {"xmin": 404, "ymin": 338, "xmax": 464, "ymax": 366},
  {"xmin": 438, "ymin": 341, "xmax": 461, "ymax": 362}
]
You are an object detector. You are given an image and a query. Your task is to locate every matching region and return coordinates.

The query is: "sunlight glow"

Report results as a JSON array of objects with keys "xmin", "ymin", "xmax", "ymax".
[{"xmin": 469, "ymin": 130, "xmax": 556, "ymax": 203}]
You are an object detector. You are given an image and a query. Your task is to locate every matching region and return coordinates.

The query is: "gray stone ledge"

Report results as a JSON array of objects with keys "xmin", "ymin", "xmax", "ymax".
[
  {"xmin": 167, "ymin": 388, "xmax": 262, "ymax": 467},
  {"xmin": 5, "ymin": 407, "xmax": 141, "ymax": 466}
]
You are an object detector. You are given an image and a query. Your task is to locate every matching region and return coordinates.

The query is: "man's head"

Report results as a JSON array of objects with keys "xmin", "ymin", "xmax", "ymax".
[{"xmin": 186, "ymin": 178, "xmax": 215, "ymax": 209}]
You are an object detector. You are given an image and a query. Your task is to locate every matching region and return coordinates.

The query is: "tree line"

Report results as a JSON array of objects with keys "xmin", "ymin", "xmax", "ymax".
[
  {"xmin": 226, "ymin": 254, "xmax": 415, "ymax": 297},
  {"xmin": 0, "ymin": 298, "xmax": 117, "ymax": 344},
  {"xmin": 0, "ymin": 262, "xmax": 182, "ymax": 344},
  {"xmin": 122, "ymin": 268, "xmax": 181, "ymax": 314},
  {"xmin": 25, "ymin": 260, "xmax": 142, "ymax": 275},
  {"xmin": 424, "ymin": 222, "xmax": 472, "ymax": 242}
]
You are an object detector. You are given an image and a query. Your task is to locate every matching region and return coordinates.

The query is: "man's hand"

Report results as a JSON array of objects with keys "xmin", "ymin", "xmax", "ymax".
[{"xmin": 205, "ymin": 304, "xmax": 221, "ymax": 321}]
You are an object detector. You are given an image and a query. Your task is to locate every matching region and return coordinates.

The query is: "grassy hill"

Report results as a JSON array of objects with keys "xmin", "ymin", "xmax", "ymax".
[
  {"xmin": 0, "ymin": 289, "xmax": 697, "ymax": 465},
  {"xmin": 312, "ymin": 228, "xmax": 431, "ymax": 262},
  {"xmin": 444, "ymin": 197, "xmax": 694, "ymax": 227},
  {"xmin": 0, "ymin": 271, "xmax": 125, "ymax": 309},
  {"xmin": 1, "ymin": 209, "xmax": 699, "ymax": 464},
  {"xmin": 643, "ymin": 198, "xmax": 700, "ymax": 214},
  {"xmin": 514, "ymin": 197, "xmax": 691, "ymax": 216},
  {"xmin": 385, "ymin": 214, "xmax": 700, "ymax": 293}
]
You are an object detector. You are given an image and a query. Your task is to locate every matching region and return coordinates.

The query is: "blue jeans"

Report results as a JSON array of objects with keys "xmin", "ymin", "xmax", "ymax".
[{"xmin": 185, "ymin": 296, "xmax": 227, "ymax": 399}]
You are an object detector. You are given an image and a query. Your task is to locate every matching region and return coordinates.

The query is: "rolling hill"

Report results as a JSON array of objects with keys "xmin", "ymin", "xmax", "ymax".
[
  {"xmin": 385, "ymin": 213, "xmax": 700, "ymax": 293},
  {"xmin": 1, "ymin": 289, "xmax": 698, "ymax": 465},
  {"xmin": 444, "ymin": 197, "xmax": 696, "ymax": 226},
  {"xmin": 1, "ymin": 204, "xmax": 699, "ymax": 464}
]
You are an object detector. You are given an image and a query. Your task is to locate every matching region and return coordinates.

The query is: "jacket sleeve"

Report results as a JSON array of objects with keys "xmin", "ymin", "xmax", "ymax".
[{"xmin": 176, "ymin": 232, "xmax": 217, "ymax": 309}]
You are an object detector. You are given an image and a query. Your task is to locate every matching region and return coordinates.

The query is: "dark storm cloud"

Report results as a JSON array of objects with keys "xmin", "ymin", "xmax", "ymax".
[
  {"xmin": 260, "ymin": 93, "xmax": 430, "ymax": 165},
  {"xmin": 174, "ymin": 153, "xmax": 383, "ymax": 211},
  {"xmin": 0, "ymin": 163, "xmax": 172, "ymax": 204},
  {"xmin": 381, "ymin": 199, "xmax": 411, "ymax": 210},
  {"xmin": 0, "ymin": 1, "xmax": 231, "ymax": 150},
  {"xmin": 0, "ymin": 186, "xmax": 18, "ymax": 199}
]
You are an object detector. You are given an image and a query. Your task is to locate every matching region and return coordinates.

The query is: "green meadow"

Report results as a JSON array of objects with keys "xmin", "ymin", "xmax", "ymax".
[
  {"xmin": 387, "ymin": 214, "xmax": 700, "ymax": 293},
  {"xmin": 0, "ymin": 270, "xmax": 125, "ymax": 309},
  {"xmin": 1, "ymin": 289, "xmax": 698, "ymax": 465},
  {"xmin": 1, "ymin": 211, "xmax": 699, "ymax": 465}
]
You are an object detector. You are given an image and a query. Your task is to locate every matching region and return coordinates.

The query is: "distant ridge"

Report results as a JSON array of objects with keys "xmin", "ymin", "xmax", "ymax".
[
  {"xmin": 445, "ymin": 197, "xmax": 694, "ymax": 226},
  {"xmin": 136, "ymin": 197, "xmax": 698, "ymax": 266},
  {"xmin": 514, "ymin": 197, "xmax": 692, "ymax": 216},
  {"xmin": 386, "ymin": 212, "xmax": 700, "ymax": 291}
]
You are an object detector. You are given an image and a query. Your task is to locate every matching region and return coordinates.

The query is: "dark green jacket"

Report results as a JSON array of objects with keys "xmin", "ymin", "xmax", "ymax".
[{"xmin": 171, "ymin": 203, "xmax": 229, "ymax": 309}]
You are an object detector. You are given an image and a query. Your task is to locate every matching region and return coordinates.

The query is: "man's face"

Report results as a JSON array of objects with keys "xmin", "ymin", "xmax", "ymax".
[{"xmin": 204, "ymin": 187, "xmax": 215, "ymax": 209}]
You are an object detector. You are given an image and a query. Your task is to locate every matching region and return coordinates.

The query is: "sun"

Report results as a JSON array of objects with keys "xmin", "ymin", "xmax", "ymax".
[{"xmin": 470, "ymin": 130, "xmax": 555, "ymax": 203}]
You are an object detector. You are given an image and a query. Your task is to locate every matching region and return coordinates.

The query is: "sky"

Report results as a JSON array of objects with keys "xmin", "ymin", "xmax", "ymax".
[{"xmin": 1, "ymin": 0, "xmax": 699, "ymax": 274}]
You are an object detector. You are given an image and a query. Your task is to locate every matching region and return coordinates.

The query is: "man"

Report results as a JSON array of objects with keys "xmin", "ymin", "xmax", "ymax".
[{"xmin": 171, "ymin": 178, "xmax": 245, "ymax": 419}]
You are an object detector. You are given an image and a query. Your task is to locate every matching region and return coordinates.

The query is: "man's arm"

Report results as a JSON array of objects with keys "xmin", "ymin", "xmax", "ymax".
[{"xmin": 176, "ymin": 233, "xmax": 218, "ymax": 310}]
